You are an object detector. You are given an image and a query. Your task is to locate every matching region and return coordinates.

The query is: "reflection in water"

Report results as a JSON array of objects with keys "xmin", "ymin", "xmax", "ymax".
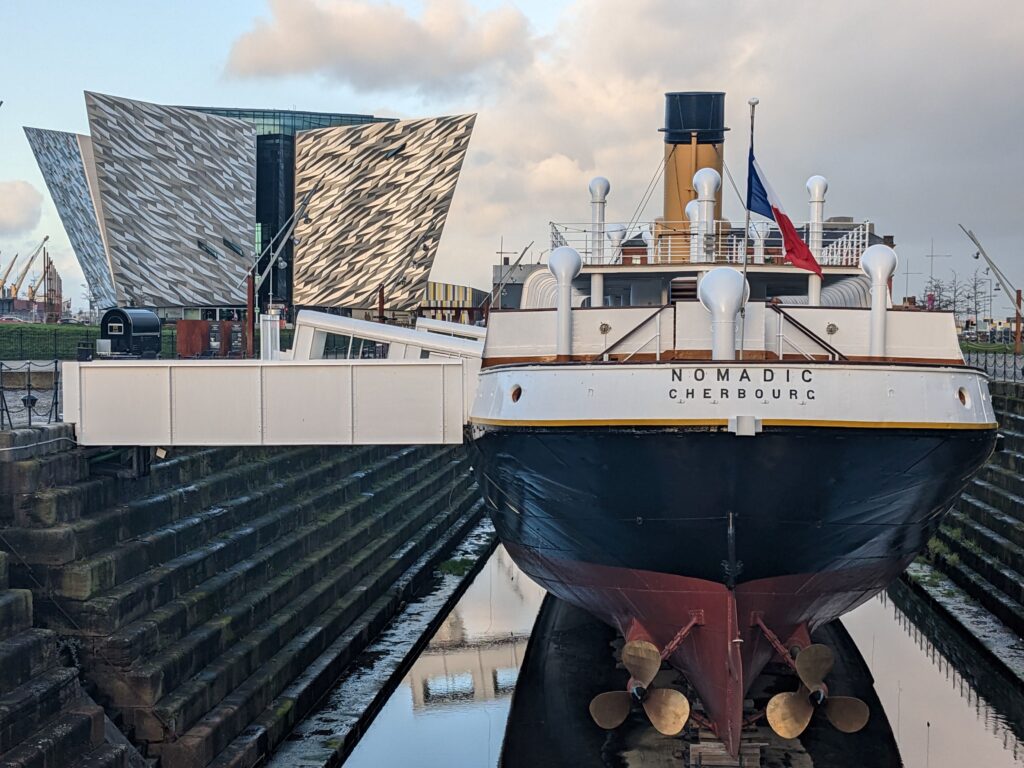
[
  {"xmin": 346, "ymin": 546, "xmax": 545, "ymax": 768},
  {"xmin": 845, "ymin": 589, "xmax": 1024, "ymax": 767},
  {"xmin": 349, "ymin": 545, "xmax": 1023, "ymax": 767}
]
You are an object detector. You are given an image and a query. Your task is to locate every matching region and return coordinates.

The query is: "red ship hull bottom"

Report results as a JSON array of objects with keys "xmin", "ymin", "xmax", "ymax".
[{"xmin": 504, "ymin": 543, "xmax": 911, "ymax": 754}]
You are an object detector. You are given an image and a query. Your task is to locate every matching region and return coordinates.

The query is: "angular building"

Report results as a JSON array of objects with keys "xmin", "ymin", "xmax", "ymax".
[
  {"xmin": 84, "ymin": 92, "xmax": 258, "ymax": 307},
  {"xmin": 191, "ymin": 108, "xmax": 392, "ymax": 306},
  {"xmin": 24, "ymin": 128, "xmax": 116, "ymax": 308},
  {"xmin": 292, "ymin": 114, "xmax": 475, "ymax": 311},
  {"xmin": 26, "ymin": 94, "xmax": 473, "ymax": 317}
]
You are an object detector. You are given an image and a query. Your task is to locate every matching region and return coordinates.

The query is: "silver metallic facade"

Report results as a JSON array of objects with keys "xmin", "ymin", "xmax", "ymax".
[
  {"xmin": 23, "ymin": 128, "xmax": 117, "ymax": 308},
  {"xmin": 85, "ymin": 92, "xmax": 256, "ymax": 307},
  {"xmin": 292, "ymin": 114, "xmax": 475, "ymax": 310}
]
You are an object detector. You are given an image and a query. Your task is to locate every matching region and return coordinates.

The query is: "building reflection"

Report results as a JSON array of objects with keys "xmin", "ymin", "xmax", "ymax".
[
  {"xmin": 406, "ymin": 545, "xmax": 544, "ymax": 711},
  {"xmin": 880, "ymin": 588, "xmax": 1024, "ymax": 762}
]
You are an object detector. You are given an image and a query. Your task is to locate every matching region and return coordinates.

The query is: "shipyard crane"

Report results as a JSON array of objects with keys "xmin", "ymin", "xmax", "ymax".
[
  {"xmin": 26, "ymin": 270, "xmax": 45, "ymax": 302},
  {"xmin": 0, "ymin": 252, "xmax": 17, "ymax": 292},
  {"xmin": 10, "ymin": 235, "xmax": 48, "ymax": 297}
]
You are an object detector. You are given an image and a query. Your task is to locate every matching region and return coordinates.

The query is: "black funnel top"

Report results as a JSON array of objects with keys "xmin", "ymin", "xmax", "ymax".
[{"xmin": 661, "ymin": 92, "xmax": 727, "ymax": 144}]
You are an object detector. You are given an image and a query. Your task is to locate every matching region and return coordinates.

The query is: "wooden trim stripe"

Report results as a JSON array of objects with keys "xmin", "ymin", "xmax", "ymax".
[{"xmin": 470, "ymin": 417, "xmax": 998, "ymax": 430}]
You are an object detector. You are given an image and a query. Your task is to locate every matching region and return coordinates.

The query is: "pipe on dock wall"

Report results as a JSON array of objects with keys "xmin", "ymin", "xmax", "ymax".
[
  {"xmin": 860, "ymin": 244, "xmax": 898, "ymax": 357},
  {"xmin": 549, "ymin": 246, "xmax": 583, "ymax": 359}
]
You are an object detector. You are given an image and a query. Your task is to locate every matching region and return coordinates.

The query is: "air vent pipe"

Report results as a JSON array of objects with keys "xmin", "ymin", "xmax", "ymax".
[
  {"xmin": 590, "ymin": 177, "xmax": 610, "ymax": 306},
  {"xmin": 807, "ymin": 175, "xmax": 827, "ymax": 306},
  {"xmin": 549, "ymin": 246, "xmax": 583, "ymax": 360},
  {"xmin": 685, "ymin": 200, "xmax": 700, "ymax": 261},
  {"xmin": 860, "ymin": 244, "xmax": 898, "ymax": 358},
  {"xmin": 694, "ymin": 168, "xmax": 721, "ymax": 263},
  {"xmin": 698, "ymin": 267, "xmax": 749, "ymax": 360}
]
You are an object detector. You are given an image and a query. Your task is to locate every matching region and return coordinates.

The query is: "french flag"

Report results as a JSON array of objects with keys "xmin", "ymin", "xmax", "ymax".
[{"xmin": 746, "ymin": 150, "xmax": 822, "ymax": 277}]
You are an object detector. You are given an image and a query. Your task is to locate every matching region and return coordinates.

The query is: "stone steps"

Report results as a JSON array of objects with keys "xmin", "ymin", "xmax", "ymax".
[
  {"xmin": 67, "ymin": 742, "xmax": 131, "ymax": 768},
  {"xmin": 209, "ymin": 497, "xmax": 487, "ymax": 768},
  {"xmin": 980, "ymin": 461, "xmax": 1024, "ymax": 501},
  {"xmin": 945, "ymin": 509, "xmax": 1024, "ymax": 577},
  {"xmin": 0, "ymin": 667, "xmax": 81, "ymax": 755},
  {"xmin": 937, "ymin": 519, "xmax": 1024, "ymax": 613},
  {"xmin": 4, "ymin": 447, "xmax": 328, "ymax": 567},
  {"xmin": 954, "ymin": 493, "xmax": 1024, "ymax": 550},
  {"xmin": 9, "ymin": 446, "xmax": 241, "ymax": 529},
  {"xmin": 155, "ymin": 481, "xmax": 482, "ymax": 768},
  {"xmin": 931, "ymin": 544, "xmax": 1024, "ymax": 639},
  {"xmin": 0, "ymin": 592, "xmax": 32, "ymax": 643},
  {"xmin": 0, "ymin": 700, "xmax": 104, "ymax": 768},
  {"xmin": 78, "ymin": 446, "xmax": 448, "ymax": 672},
  {"xmin": 960, "ymin": 477, "xmax": 1024, "ymax": 526},
  {"xmin": 34, "ymin": 445, "xmax": 389, "ymax": 603},
  {"xmin": 115, "ymin": 451, "xmax": 466, "ymax": 734},
  {"xmin": 0, "ymin": 630, "xmax": 58, "ymax": 692}
]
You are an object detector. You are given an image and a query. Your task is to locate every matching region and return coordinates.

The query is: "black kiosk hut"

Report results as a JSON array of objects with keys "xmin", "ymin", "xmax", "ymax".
[{"xmin": 99, "ymin": 308, "xmax": 162, "ymax": 358}]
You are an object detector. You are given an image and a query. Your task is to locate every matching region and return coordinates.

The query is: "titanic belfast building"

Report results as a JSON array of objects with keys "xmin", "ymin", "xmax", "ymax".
[{"xmin": 25, "ymin": 93, "xmax": 475, "ymax": 318}]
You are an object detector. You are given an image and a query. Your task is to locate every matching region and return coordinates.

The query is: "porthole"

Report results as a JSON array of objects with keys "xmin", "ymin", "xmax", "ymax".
[
  {"xmin": 957, "ymin": 387, "xmax": 970, "ymax": 408},
  {"xmin": 511, "ymin": 385, "xmax": 522, "ymax": 403}
]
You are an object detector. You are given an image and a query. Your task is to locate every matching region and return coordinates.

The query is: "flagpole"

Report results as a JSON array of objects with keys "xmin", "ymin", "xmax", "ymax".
[{"xmin": 740, "ymin": 97, "xmax": 758, "ymax": 360}]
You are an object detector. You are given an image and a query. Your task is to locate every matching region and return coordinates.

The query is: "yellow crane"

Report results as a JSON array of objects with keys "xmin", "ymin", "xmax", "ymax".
[
  {"xmin": 10, "ymin": 235, "xmax": 48, "ymax": 297},
  {"xmin": 26, "ymin": 256, "xmax": 47, "ymax": 302},
  {"xmin": 0, "ymin": 252, "xmax": 18, "ymax": 292}
]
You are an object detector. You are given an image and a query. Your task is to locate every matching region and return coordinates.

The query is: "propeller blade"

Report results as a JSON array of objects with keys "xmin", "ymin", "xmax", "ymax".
[
  {"xmin": 766, "ymin": 687, "xmax": 814, "ymax": 739},
  {"xmin": 643, "ymin": 687, "xmax": 691, "ymax": 736},
  {"xmin": 589, "ymin": 690, "xmax": 632, "ymax": 729},
  {"xmin": 795, "ymin": 644, "xmax": 835, "ymax": 690},
  {"xmin": 824, "ymin": 696, "xmax": 870, "ymax": 733},
  {"xmin": 621, "ymin": 640, "xmax": 661, "ymax": 687}
]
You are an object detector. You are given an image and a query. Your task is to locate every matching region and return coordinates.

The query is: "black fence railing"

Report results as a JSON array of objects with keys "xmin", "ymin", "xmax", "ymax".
[
  {"xmin": 963, "ymin": 351, "xmax": 1024, "ymax": 382},
  {"xmin": 0, "ymin": 325, "xmax": 296, "ymax": 362},
  {"xmin": 0, "ymin": 361, "xmax": 61, "ymax": 429}
]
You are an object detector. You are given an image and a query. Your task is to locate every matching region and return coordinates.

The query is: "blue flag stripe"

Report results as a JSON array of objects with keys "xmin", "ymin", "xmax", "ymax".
[{"xmin": 746, "ymin": 148, "xmax": 773, "ymax": 220}]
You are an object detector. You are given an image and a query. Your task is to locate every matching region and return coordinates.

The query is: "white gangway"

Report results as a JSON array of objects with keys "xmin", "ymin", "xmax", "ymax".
[{"xmin": 62, "ymin": 311, "xmax": 482, "ymax": 446}]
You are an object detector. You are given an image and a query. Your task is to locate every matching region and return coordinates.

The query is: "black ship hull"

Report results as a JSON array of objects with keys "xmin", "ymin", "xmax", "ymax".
[{"xmin": 470, "ymin": 425, "xmax": 996, "ymax": 751}]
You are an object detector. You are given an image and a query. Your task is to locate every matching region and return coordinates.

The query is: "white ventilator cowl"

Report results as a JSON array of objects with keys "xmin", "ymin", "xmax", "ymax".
[
  {"xmin": 698, "ymin": 267, "xmax": 749, "ymax": 361},
  {"xmin": 549, "ymin": 246, "xmax": 583, "ymax": 357}
]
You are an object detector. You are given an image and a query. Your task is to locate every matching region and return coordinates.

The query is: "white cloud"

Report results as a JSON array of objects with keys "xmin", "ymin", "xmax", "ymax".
[
  {"xmin": 226, "ymin": 0, "xmax": 536, "ymax": 95},
  {"xmin": 228, "ymin": 0, "xmax": 1024, "ymax": 303},
  {"xmin": 0, "ymin": 180, "xmax": 43, "ymax": 236}
]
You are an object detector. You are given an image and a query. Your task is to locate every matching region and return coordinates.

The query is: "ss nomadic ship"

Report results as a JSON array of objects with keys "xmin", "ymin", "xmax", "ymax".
[{"xmin": 468, "ymin": 92, "xmax": 997, "ymax": 753}]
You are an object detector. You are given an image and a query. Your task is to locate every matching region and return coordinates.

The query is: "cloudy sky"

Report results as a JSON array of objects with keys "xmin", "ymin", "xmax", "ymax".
[{"xmin": 1, "ymin": 0, "xmax": 1022, "ymax": 314}]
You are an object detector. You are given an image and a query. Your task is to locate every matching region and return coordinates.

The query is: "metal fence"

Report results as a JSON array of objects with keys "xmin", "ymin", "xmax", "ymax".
[
  {"xmin": 0, "ymin": 326, "xmax": 296, "ymax": 362},
  {"xmin": 0, "ymin": 361, "xmax": 61, "ymax": 429},
  {"xmin": 963, "ymin": 351, "xmax": 1024, "ymax": 381}
]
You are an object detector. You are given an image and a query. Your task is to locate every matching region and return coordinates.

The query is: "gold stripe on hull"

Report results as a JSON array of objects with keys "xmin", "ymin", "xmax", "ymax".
[{"xmin": 470, "ymin": 417, "xmax": 999, "ymax": 430}]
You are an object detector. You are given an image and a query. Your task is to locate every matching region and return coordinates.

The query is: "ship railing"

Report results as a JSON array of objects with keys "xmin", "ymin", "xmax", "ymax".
[
  {"xmin": 594, "ymin": 304, "xmax": 670, "ymax": 361},
  {"xmin": 768, "ymin": 304, "xmax": 847, "ymax": 361},
  {"xmin": 549, "ymin": 220, "xmax": 871, "ymax": 267}
]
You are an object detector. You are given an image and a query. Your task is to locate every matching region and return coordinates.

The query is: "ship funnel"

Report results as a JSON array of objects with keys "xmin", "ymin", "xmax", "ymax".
[
  {"xmin": 661, "ymin": 92, "xmax": 726, "ymax": 223},
  {"xmin": 698, "ymin": 267, "xmax": 748, "ymax": 360},
  {"xmin": 549, "ymin": 246, "xmax": 583, "ymax": 360},
  {"xmin": 860, "ymin": 244, "xmax": 898, "ymax": 358}
]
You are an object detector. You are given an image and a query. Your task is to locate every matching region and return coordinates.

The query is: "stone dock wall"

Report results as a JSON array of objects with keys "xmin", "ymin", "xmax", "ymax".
[
  {"xmin": 0, "ymin": 426, "xmax": 482, "ymax": 767},
  {"xmin": 906, "ymin": 380, "xmax": 1024, "ymax": 684}
]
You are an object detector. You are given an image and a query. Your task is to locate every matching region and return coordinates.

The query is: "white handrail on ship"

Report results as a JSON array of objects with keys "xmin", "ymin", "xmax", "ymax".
[{"xmin": 549, "ymin": 220, "xmax": 871, "ymax": 267}]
